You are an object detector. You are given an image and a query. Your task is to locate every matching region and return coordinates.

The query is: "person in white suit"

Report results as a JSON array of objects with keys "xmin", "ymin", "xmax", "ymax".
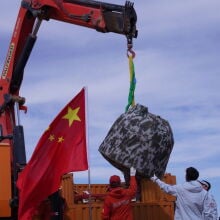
[
  {"xmin": 151, "ymin": 167, "xmax": 210, "ymax": 220},
  {"xmin": 199, "ymin": 180, "xmax": 218, "ymax": 220}
]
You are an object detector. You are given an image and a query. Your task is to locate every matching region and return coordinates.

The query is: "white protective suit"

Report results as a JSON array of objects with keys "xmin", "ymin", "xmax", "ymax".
[
  {"xmin": 203, "ymin": 193, "xmax": 218, "ymax": 220},
  {"xmin": 154, "ymin": 179, "xmax": 210, "ymax": 220}
]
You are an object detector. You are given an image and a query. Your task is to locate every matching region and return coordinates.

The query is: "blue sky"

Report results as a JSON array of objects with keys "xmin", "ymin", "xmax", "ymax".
[{"xmin": 1, "ymin": 0, "xmax": 220, "ymax": 215}]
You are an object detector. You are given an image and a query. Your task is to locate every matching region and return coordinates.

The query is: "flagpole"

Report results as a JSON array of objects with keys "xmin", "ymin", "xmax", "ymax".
[{"xmin": 84, "ymin": 86, "xmax": 92, "ymax": 220}]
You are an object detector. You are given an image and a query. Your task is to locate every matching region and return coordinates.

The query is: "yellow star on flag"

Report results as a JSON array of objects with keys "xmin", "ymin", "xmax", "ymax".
[
  {"xmin": 49, "ymin": 134, "xmax": 55, "ymax": 142},
  {"xmin": 58, "ymin": 136, "xmax": 64, "ymax": 143},
  {"xmin": 62, "ymin": 106, "xmax": 81, "ymax": 126}
]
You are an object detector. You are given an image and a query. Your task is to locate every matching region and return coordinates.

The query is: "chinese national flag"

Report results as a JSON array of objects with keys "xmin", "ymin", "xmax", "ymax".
[{"xmin": 16, "ymin": 87, "xmax": 88, "ymax": 219}]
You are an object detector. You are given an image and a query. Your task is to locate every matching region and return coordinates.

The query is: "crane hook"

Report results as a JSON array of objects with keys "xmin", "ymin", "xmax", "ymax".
[
  {"xmin": 127, "ymin": 47, "xmax": 135, "ymax": 58},
  {"xmin": 126, "ymin": 36, "xmax": 135, "ymax": 58}
]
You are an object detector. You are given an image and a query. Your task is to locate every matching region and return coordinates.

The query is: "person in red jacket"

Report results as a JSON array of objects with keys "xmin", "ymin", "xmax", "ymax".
[{"xmin": 101, "ymin": 167, "xmax": 137, "ymax": 220}]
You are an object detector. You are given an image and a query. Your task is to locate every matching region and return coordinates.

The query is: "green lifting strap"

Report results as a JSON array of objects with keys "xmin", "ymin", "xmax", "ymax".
[{"xmin": 125, "ymin": 55, "xmax": 136, "ymax": 112}]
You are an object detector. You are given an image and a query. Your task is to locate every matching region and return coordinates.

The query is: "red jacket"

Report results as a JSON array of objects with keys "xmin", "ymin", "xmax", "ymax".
[{"xmin": 101, "ymin": 176, "xmax": 137, "ymax": 220}]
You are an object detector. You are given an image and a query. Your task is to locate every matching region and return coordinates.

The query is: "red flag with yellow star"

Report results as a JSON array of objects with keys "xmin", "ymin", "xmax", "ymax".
[{"xmin": 16, "ymin": 87, "xmax": 88, "ymax": 220}]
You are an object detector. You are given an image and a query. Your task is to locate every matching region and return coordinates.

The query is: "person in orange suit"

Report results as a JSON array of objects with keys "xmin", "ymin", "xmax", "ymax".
[{"xmin": 101, "ymin": 167, "xmax": 137, "ymax": 220}]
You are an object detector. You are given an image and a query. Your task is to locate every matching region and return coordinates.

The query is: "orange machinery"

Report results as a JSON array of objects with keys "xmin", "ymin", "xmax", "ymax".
[{"xmin": 0, "ymin": 0, "xmax": 137, "ymax": 218}]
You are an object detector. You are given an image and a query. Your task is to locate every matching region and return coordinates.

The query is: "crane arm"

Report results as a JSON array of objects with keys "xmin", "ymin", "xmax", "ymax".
[
  {"xmin": 0, "ymin": 0, "xmax": 137, "ymax": 218},
  {"xmin": 3, "ymin": 0, "xmax": 137, "ymax": 94}
]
